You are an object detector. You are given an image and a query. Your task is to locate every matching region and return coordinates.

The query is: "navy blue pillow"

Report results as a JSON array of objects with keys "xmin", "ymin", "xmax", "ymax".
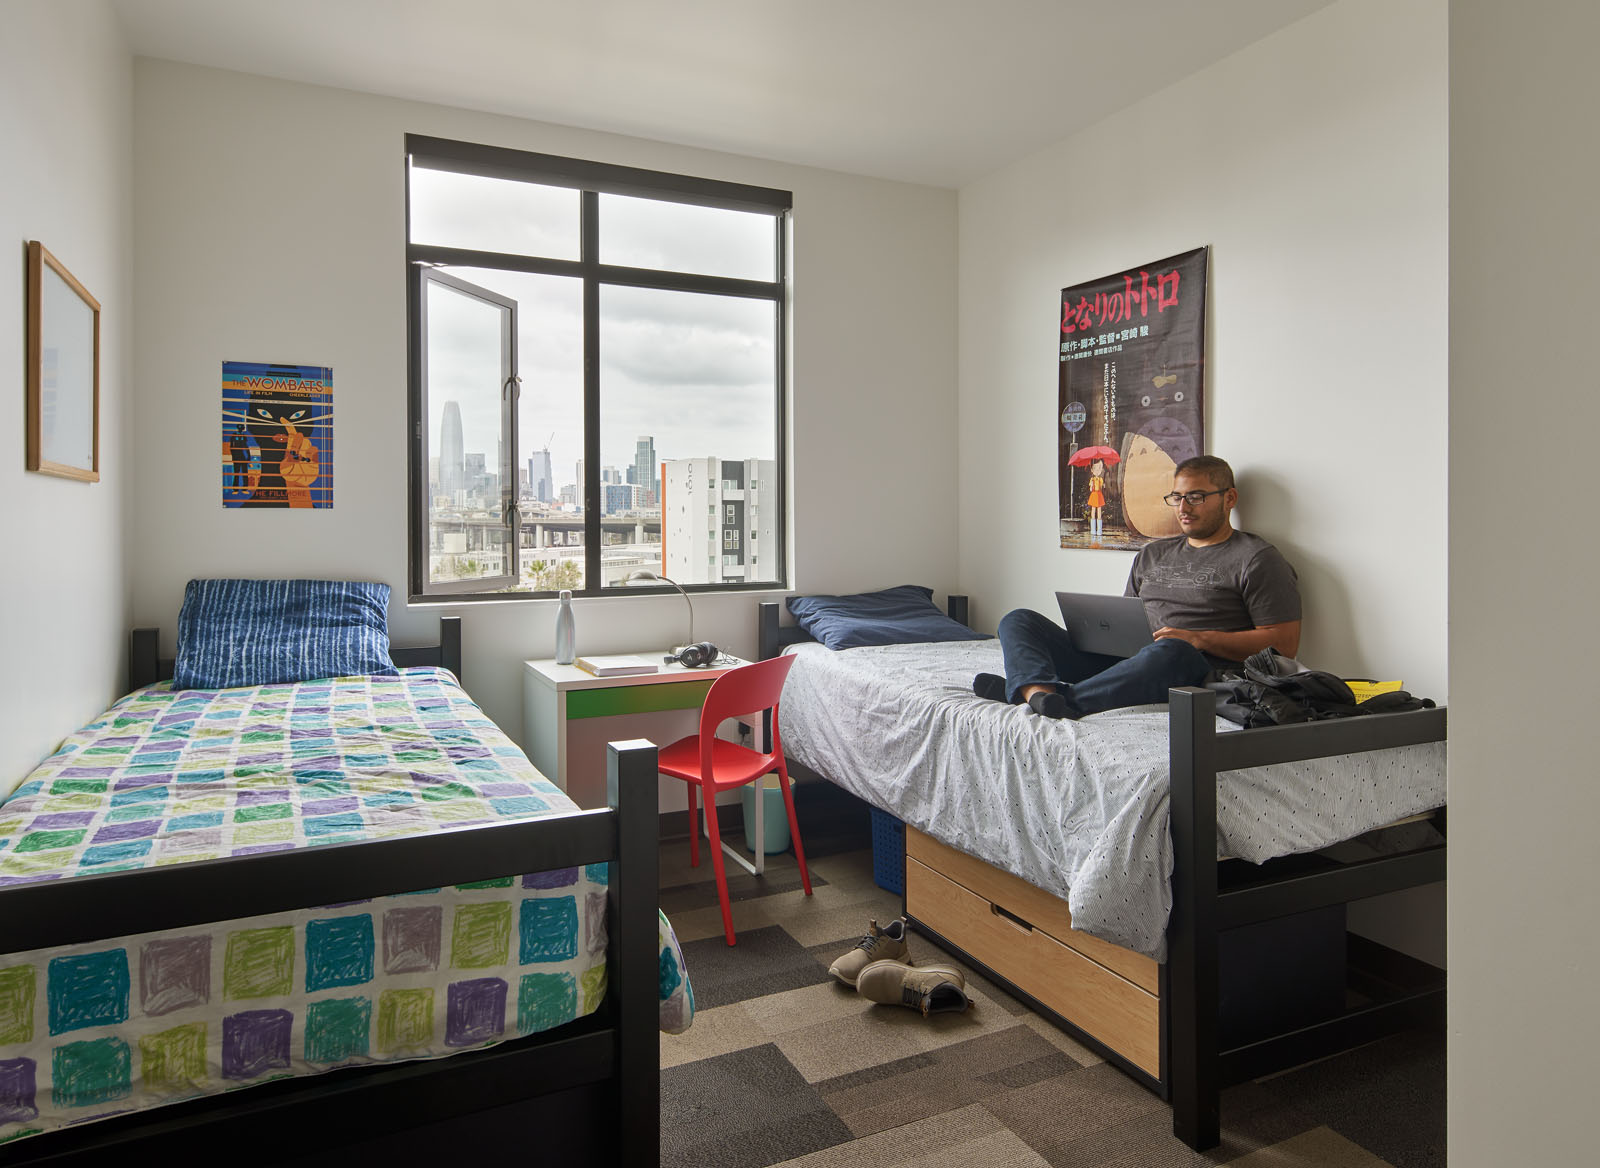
[
  {"xmin": 172, "ymin": 579, "xmax": 398, "ymax": 690},
  {"xmin": 786, "ymin": 585, "xmax": 990, "ymax": 651}
]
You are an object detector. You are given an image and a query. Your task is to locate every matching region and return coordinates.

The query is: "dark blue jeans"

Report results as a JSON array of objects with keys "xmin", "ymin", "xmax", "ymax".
[{"xmin": 995, "ymin": 608, "xmax": 1211, "ymax": 715}]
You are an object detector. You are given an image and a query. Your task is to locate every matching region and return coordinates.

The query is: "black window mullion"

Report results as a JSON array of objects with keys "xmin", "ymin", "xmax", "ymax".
[
  {"xmin": 408, "ymin": 134, "xmax": 791, "ymax": 214},
  {"xmin": 774, "ymin": 209, "xmax": 790, "ymax": 586},
  {"xmin": 408, "ymin": 244, "xmax": 584, "ymax": 280},
  {"xmin": 582, "ymin": 190, "xmax": 601, "ymax": 592},
  {"xmin": 594, "ymin": 264, "xmax": 781, "ymax": 301}
]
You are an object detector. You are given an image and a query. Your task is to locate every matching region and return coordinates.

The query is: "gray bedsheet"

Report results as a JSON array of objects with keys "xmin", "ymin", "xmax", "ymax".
[{"xmin": 776, "ymin": 640, "xmax": 1446, "ymax": 960}]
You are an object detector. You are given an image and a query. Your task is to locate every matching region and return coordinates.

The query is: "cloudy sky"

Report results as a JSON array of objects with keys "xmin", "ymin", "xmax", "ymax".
[{"xmin": 413, "ymin": 167, "xmax": 778, "ymax": 495}]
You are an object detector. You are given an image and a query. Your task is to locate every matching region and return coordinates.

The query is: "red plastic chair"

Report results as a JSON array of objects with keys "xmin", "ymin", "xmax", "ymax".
[{"xmin": 656, "ymin": 655, "xmax": 811, "ymax": 946}]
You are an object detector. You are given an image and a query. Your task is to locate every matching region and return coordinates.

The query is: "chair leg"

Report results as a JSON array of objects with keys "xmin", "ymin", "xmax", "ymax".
[
  {"xmin": 686, "ymin": 783, "xmax": 700, "ymax": 868},
  {"xmin": 703, "ymin": 796, "xmax": 737, "ymax": 945},
  {"xmin": 775, "ymin": 759, "xmax": 812, "ymax": 896}
]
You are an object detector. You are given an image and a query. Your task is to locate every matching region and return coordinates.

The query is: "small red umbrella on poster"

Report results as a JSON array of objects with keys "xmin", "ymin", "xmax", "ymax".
[
  {"xmin": 1069, "ymin": 445, "xmax": 1120, "ymax": 545},
  {"xmin": 1067, "ymin": 445, "xmax": 1121, "ymax": 468}
]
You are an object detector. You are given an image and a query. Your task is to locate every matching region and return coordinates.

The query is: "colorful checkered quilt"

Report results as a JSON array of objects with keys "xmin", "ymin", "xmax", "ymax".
[{"xmin": 0, "ymin": 668, "xmax": 692, "ymax": 1146}]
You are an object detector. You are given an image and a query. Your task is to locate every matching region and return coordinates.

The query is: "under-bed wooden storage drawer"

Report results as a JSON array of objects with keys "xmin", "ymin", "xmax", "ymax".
[
  {"xmin": 906, "ymin": 828, "xmax": 1158, "ymax": 993},
  {"xmin": 906, "ymin": 856, "xmax": 1161, "ymax": 1076}
]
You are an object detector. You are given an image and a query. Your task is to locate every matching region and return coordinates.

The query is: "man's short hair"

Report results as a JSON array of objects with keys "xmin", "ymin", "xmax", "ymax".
[{"xmin": 1173, "ymin": 455, "xmax": 1235, "ymax": 491}]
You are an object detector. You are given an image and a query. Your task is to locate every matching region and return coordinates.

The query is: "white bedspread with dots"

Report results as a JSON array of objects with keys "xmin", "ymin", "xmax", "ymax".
[{"xmin": 776, "ymin": 640, "xmax": 1445, "ymax": 960}]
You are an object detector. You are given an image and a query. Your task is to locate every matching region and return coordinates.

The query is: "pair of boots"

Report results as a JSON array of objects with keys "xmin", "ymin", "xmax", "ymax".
[{"xmin": 827, "ymin": 918, "xmax": 971, "ymax": 1017}]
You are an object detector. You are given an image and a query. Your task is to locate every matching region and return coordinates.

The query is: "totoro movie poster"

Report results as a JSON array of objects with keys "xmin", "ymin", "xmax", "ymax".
[
  {"xmin": 1058, "ymin": 247, "xmax": 1206, "ymax": 550},
  {"xmin": 222, "ymin": 361, "xmax": 333, "ymax": 508}
]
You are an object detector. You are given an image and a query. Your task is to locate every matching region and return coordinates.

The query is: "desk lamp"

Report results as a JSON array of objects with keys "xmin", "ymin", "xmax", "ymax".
[{"xmin": 623, "ymin": 569, "xmax": 694, "ymax": 656}]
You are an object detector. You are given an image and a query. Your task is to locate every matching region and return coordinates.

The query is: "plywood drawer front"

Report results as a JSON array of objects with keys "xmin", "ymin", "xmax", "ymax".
[
  {"xmin": 905, "ymin": 828, "xmax": 1158, "ymax": 994},
  {"xmin": 907, "ymin": 857, "xmax": 1160, "ymax": 1076}
]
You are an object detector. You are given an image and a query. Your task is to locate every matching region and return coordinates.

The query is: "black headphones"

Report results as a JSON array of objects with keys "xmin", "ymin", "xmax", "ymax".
[{"xmin": 665, "ymin": 641, "xmax": 721, "ymax": 668}]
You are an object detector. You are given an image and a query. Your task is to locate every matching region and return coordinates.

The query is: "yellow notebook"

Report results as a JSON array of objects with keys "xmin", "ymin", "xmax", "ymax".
[{"xmin": 1347, "ymin": 680, "xmax": 1403, "ymax": 703}]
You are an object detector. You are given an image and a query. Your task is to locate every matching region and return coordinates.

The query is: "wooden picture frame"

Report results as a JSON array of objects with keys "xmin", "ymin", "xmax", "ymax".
[{"xmin": 26, "ymin": 240, "xmax": 101, "ymax": 481}]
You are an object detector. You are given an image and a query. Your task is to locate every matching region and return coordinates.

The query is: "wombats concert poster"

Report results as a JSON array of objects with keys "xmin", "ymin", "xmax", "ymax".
[
  {"xmin": 1058, "ymin": 247, "xmax": 1206, "ymax": 550},
  {"xmin": 222, "ymin": 361, "xmax": 334, "ymax": 508}
]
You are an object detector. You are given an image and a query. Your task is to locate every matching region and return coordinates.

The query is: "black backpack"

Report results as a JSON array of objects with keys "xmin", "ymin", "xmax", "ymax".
[{"xmin": 1205, "ymin": 647, "xmax": 1435, "ymax": 728}]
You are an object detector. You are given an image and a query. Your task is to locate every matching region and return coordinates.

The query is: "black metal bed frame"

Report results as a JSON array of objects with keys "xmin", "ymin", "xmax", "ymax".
[
  {"xmin": 2, "ymin": 617, "xmax": 661, "ymax": 1166},
  {"xmin": 758, "ymin": 597, "xmax": 1447, "ymax": 1151}
]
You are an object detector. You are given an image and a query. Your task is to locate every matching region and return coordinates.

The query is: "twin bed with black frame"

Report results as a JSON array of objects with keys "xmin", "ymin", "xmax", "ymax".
[
  {"xmin": 759, "ymin": 596, "xmax": 1447, "ymax": 1151},
  {"xmin": 1, "ymin": 616, "xmax": 664, "ymax": 1166}
]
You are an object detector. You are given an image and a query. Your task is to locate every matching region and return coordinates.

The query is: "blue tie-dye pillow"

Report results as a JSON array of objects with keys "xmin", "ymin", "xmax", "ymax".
[{"xmin": 171, "ymin": 579, "xmax": 398, "ymax": 691}]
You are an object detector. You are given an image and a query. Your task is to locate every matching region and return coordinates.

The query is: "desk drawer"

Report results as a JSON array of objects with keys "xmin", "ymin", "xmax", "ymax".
[
  {"xmin": 565, "ymin": 680, "xmax": 712, "ymax": 719},
  {"xmin": 907, "ymin": 856, "xmax": 1160, "ymax": 1076}
]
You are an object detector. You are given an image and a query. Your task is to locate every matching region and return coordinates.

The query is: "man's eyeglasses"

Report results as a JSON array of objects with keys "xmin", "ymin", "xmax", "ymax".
[{"xmin": 1162, "ymin": 489, "xmax": 1226, "ymax": 507}]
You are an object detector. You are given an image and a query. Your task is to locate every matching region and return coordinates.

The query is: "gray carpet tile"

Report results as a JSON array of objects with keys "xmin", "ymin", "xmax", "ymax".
[
  {"xmin": 996, "ymin": 1080, "xmax": 1320, "ymax": 1168},
  {"xmin": 662, "ymin": 1042, "xmax": 855, "ymax": 1168},
  {"xmin": 980, "ymin": 1061, "xmax": 1172, "ymax": 1154},
  {"xmin": 816, "ymin": 1027, "xmax": 1079, "ymax": 1138},
  {"xmin": 1255, "ymin": 1031, "xmax": 1446, "ymax": 1168},
  {"xmin": 678, "ymin": 923, "xmax": 833, "ymax": 1011},
  {"xmin": 660, "ymin": 859, "xmax": 826, "ymax": 916}
]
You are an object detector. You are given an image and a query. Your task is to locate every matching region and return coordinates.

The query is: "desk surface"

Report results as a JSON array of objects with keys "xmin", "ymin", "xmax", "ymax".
[{"xmin": 525, "ymin": 654, "xmax": 748, "ymax": 691}]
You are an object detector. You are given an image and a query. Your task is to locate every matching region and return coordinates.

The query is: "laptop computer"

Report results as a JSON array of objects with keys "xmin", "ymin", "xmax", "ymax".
[{"xmin": 1055, "ymin": 592, "xmax": 1156, "ymax": 659}]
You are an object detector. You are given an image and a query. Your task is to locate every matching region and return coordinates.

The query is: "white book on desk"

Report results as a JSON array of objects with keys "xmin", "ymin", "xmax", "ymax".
[{"xmin": 574, "ymin": 654, "xmax": 659, "ymax": 677}]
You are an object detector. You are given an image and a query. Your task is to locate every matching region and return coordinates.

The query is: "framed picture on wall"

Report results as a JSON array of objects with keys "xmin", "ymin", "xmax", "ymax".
[{"xmin": 25, "ymin": 241, "xmax": 101, "ymax": 482}]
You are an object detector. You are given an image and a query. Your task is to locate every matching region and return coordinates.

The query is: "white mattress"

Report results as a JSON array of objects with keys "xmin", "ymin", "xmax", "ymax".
[{"xmin": 776, "ymin": 640, "xmax": 1446, "ymax": 960}]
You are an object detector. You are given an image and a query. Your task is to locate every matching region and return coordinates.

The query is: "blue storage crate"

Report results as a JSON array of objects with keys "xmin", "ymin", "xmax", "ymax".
[{"xmin": 869, "ymin": 807, "xmax": 905, "ymax": 894}]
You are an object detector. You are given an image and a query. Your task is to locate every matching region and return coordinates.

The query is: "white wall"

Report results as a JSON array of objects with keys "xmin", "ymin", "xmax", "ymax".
[
  {"xmin": 0, "ymin": 0, "xmax": 133, "ymax": 788},
  {"xmin": 1448, "ymin": 2, "xmax": 1600, "ymax": 1162},
  {"xmin": 957, "ymin": 0, "xmax": 1449, "ymax": 964},
  {"xmin": 957, "ymin": 0, "xmax": 1448, "ymax": 702},
  {"xmin": 130, "ymin": 60, "xmax": 958, "ymax": 742}
]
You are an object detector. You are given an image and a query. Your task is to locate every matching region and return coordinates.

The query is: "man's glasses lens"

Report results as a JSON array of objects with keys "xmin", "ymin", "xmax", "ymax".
[{"xmin": 1163, "ymin": 490, "xmax": 1223, "ymax": 507}]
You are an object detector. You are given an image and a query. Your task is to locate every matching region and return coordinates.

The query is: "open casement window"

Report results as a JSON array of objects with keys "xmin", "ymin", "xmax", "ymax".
[{"xmin": 416, "ymin": 266, "xmax": 519, "ymax": 594}]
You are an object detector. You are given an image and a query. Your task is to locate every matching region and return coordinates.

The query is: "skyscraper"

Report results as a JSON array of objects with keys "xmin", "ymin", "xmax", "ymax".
[
  {"xmin": 634, "ymin": 436, "xmax": 657, "ymax": 503},
  {"xmin": 439, "ymin": 401, "xmax": 465, "ymax": 497},
  {"xmin": 528, "ymin": 449, "xmax": 553, "ymax": 503}
]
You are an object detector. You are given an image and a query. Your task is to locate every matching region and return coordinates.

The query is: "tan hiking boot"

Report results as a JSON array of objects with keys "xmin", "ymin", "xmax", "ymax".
[
  {"xmin": 856, "ymin": 959, "xmax": 972, "ymax": 1016},
  {"xmin": 827, "ymin": 918, "xmax": 911, "ymax": 987}
]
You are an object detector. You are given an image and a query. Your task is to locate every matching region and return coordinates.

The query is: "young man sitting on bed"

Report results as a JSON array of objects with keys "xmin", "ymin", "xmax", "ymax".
[{"xmin": 974, "ymin": 455, "xmax": 1302, "ymax": 719}]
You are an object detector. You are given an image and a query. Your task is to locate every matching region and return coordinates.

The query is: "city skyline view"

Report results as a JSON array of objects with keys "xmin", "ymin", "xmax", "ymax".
[{"xmin": 427, "ymin": 422, "xmax": 775, "ymax": 592}]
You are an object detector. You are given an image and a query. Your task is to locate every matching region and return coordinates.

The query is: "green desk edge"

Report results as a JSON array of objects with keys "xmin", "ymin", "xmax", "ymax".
[{"xmin": 565, "ymin": 679, "xmax": 714, "ymax": 720}]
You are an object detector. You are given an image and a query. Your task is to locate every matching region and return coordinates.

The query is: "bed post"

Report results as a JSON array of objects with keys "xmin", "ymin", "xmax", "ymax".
[
  {"xmin": 1167, "ymin": 686, "xmax": 1220, "ymax": 1151},
  {"xmin": 439, "ymin": 615, "xmax": 462, "ymax": 680},
  {"xmin": 608, "ymin": 739, "xmax": 661, "ymax": 1166},
  {"xmin": 758, "ymin": 601, "xmax": 781, "ymax": 661},
  {"xmin": 130, "ymin": 628, "xmax": 160, "ymax": 690}
]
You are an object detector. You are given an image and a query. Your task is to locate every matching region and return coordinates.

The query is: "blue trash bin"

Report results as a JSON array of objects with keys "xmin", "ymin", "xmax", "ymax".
[{"xmin": 740, "ymin": 775, "xmax": 793, "ymax": 854}]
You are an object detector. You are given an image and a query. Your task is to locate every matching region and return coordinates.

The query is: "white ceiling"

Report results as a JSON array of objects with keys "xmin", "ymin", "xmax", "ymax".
[{"xmin": 108, "ymin": 0, "xmax": 1336, "ymax": 188}]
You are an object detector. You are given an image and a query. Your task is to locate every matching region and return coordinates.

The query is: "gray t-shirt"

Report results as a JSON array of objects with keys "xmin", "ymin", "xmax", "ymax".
[{"xmin": 1124, "ymin": 530, "xmax": 1300, "ymax": 664}]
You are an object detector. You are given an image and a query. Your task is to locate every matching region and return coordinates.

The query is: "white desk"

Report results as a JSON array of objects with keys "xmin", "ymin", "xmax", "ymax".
[{"xmin": 522, "ymin": 654, "xmax": 749, "ymax": 812}]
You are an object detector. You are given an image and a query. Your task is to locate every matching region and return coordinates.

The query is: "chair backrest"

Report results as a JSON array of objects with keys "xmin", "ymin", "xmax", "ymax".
[{"xmin": 698, "ymin": 655, "xmax": 796, "ymax": 752}]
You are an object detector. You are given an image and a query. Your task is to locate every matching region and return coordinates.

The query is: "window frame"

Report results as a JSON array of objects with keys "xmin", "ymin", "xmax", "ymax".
[{"xmin": 405, "ymin": 133, "xmax": 791, "ymax": 602}]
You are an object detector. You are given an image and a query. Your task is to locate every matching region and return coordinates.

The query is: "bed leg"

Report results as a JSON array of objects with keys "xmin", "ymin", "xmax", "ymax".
[
  {"xmin": 608, "ymin": 739, "xmax": 661, "ymax": 1166},
  {"xmin": 1168, "ymin": 686, "xmax": 1220, "ymax": 1151}
]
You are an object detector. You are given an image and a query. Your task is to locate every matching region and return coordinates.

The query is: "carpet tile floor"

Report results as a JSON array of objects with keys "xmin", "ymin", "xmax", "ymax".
[{"xmin": 660, "ymin": 801, "xmax": 1444, "ymax": 1167}]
